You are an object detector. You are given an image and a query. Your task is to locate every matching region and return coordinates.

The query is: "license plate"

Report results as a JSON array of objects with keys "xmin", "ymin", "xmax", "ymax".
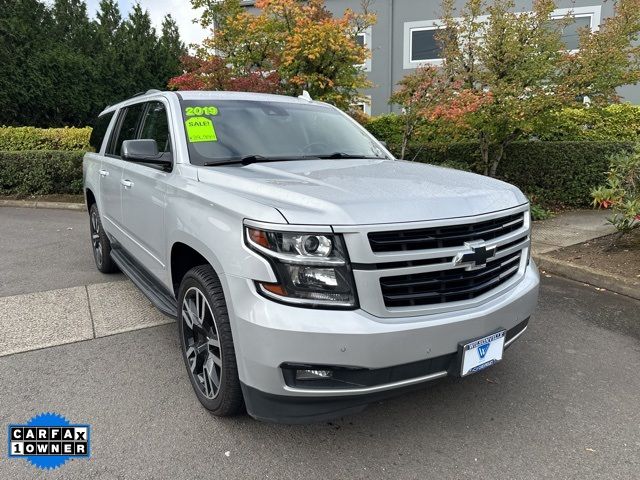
[{"xmin": 460, "ymin": 330, "xmax": 506, "ymax": 376}]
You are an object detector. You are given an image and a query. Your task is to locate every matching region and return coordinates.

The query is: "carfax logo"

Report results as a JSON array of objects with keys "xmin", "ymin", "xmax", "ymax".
[{"xmin": 8, "ymin": 412, "xmax": 90, "ymax": 470}]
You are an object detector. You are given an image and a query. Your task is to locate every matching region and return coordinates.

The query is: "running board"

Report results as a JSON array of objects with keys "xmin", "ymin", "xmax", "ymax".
[{"xmin": 110, "ymin": 247, "xmax": 177, "ymax": 318}]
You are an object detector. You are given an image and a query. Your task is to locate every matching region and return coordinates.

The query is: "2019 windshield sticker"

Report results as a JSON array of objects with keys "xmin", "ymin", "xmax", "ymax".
[
  {"xmin": 185, "ymin": 106, "xmax": 218, "ymax": 116},
  {"xmin": 185, "ymin": 116, "xmax": 217, "ymax": 143}
]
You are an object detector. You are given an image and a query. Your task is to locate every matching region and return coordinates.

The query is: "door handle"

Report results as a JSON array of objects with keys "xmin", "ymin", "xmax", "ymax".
[
  {"xmin": 120, "ymin": 179, "xmax": 134, "ymax": 188},
  {"xmin": 99, "ymin": 169, "xmax": 109, "ymax": 177}
]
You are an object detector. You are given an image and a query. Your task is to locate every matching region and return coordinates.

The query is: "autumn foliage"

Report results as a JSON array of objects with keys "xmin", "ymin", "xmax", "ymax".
[
  {"xmin": 171, "ymin": 0, "xmax": 375, "ymax": 109},
  {"xmin": 392, "ymin": 0, "xmax": 640, "ymax": 176}
]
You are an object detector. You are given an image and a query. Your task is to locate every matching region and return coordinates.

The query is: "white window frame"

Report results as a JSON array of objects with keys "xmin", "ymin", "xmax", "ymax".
[
  {"xmin": 355, "ymin": 26, "xmax": 372, "ymax": 72},
  {"xmin": 351, "ymin": 95, "xmax": 372, "ymax": 116},
  {"xmin": 550, "ymin": 6, "xmax": 601, "ymax": 53},
  {"xmin": 403, "ymin": 19, "xmax": 447, "ymax": 69},
  {"xmin": 403, "ymin": 6, "xmax": 601, "ymax": 70}
]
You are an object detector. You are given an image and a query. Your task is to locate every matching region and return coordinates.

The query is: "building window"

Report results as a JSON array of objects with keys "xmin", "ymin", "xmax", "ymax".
[
  {"xmin": 550, "ymin": 6, "xmax": 601, "ymax": 52},
  {"xmin": 411, "ymin": 28, "xmax": 445, "ymax": 62},
  {"xmin": 355, "ymin": 27, "xmax": 372, "ymax": 72},
  {"xmin": 402, "ymin": 6, "xmax": 601, "ymax": 70},
  {"xmin": 403, "ymin": 20, "xmax": 446, "ymax": 69},
  {"xmin": 350, "ymin": 96, "xmax": 371, "ymax": 116}
]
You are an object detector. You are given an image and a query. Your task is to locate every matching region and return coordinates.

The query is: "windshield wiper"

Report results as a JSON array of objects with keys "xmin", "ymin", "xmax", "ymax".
[
  {"xmin": 313, "ymin": 152, "xmax": 387, "ymax": 160},
  {"xmin": 202, "ymin": 152, "xmax": 384, "ymax": 166},
  {"xmin": 203, "ymin": 155, "xmax": 309, "ymax": 166}
]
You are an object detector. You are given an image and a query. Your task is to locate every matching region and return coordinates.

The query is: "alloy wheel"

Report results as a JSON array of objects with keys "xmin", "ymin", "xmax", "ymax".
[
  {"xmin": 181, "ymin": 287, "xmax": 223, "ymax": 399},
  {"xmin": 90, "ymin": 209, "xmax": 103, "ymax": 267}
]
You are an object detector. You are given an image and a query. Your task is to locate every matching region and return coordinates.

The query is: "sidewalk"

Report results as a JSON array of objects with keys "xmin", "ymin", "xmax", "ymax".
[
  {"xmin": 531, "ymin": 210, "xmax": 616, "ymax": 255},
  {"xmin": 531, "ymin": 209, "xmax": 639, "ymax": 300}
]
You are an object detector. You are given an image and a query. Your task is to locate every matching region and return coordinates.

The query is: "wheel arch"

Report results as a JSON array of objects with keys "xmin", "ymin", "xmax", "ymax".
[
  {"xmin": 85, "ymin": 188, "xmax": 97, "ymax": 213},
  {"xmin": 170, "ymin": 239, "xmax": 223, "ymax": 297}
]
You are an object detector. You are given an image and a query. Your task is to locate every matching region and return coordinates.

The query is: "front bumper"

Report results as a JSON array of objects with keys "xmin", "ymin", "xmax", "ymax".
[{"xmin": 223, "ymin": 261, "xmax": 539, "ymax": 423}]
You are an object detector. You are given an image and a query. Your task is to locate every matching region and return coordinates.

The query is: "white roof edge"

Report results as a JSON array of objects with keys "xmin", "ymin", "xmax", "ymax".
[{"xmin": 99, "ymin": 90, "xmax": 331, "ymax": 117}]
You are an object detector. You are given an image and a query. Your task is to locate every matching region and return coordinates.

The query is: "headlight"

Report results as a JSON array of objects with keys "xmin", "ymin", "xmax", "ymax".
[{"xmin": 245, "ymin": 225, "xmax": 357, "ymax": 308}]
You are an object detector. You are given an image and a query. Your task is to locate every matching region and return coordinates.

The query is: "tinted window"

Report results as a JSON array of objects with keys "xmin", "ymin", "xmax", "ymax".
[
  {"xmin": 89, "ymin": 111, "xmax": 114, "ymax": 152},
  {"xmin": 355, "ymin": 33, "xmax": 365, "ymax": 47},
  {"xmin": 411, "ymin": 29, "xmax": 444, "ymax": 61},
  {"xmin": 108, "ymin": 103, "xmax": 145, "ymax": 156},
  {"xmin": 181, "ymin": 100, "xmax": 387, "ymax": 165},
  {"xmin": 140, "ymin": 101, "xmax": 171, "ymax": 153}
]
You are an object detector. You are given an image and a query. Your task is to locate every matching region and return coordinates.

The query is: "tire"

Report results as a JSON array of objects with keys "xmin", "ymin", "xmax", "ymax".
[
  {"xmin": 177, "ymin": 265, "xmax": 243, "ymax": 416},
  {"xmin": 89, "ymin": 203, "xmax": 118, "ymax": 273}
]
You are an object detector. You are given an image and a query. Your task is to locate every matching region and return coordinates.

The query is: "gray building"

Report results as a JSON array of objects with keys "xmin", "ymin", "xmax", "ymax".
[{"xmin": 242, "ymin": 0, "xmax": 639, "ymax": 115}]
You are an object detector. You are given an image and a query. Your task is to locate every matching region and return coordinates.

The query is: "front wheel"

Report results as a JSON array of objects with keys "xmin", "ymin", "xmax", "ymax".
[
  {"xmin": 177, "ymin": 265, "xmax": 243, "ymax": 416},
  {"xmin": 89, "ymin": 204, "xmax": 118, "ymax": 273}
]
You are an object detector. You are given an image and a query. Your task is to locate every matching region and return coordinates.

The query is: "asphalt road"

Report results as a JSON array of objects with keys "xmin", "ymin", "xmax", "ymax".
[
  {"xmin": 0, "ymin": 276, "xmax": 638, "ymax": 480},
  {"xmin": 0, "ymin": 207, "xmax": 124, "ymax": 297}
]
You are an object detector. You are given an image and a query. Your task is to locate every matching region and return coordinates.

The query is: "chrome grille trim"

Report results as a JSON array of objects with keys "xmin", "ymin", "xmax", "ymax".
[{"xmin": 341, "ymin": 204, "xmax": 531, "ymax": 318}]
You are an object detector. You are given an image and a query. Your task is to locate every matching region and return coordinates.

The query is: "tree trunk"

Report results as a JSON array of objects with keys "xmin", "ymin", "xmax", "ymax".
[
  {"xmin": 489, "ymin": 143, "xmax": 504, "ymax": 177},
  {"xmin": 479, "ymin": 132, "xmax": 490, "ymax": 176},
  {"xmin": 400, "ymin": 119, "xmax": 414, "ymax": 160},
  {"xmin": 489, "ymin": 133, "xmax": 518, "ymax": 177}
]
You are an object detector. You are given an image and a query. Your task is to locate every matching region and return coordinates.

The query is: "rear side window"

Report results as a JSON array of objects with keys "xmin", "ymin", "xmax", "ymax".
[
  {"xmin": 139, "ymin": 101, "xmax": 171, "ymax": 153},
  {"xmin": 89, "ymin": 111, "xmax": 114, "ymax": 152},
  {"xmin": 108, "ymin": 103, "xmax": 145, "ymax": 156}
]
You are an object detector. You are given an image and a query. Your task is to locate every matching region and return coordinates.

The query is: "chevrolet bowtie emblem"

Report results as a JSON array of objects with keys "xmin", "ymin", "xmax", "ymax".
[{"xmin": 453, "ymin": 241, "xmax": 496, "ymax": 270}]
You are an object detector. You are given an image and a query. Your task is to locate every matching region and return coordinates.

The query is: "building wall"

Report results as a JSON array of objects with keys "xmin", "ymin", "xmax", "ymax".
[
  {"xmin": 244, "ymin": 1, "xmax": 639, "ymax": 115},
  {"xmin": 330, "ymin": 0, "xmax": 639, "ymax": 114}
]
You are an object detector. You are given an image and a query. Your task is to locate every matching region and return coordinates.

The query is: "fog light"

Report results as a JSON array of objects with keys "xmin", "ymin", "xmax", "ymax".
[{"xmin": 296, "ymin": 369, "xmax": 333, "ymax": 380}]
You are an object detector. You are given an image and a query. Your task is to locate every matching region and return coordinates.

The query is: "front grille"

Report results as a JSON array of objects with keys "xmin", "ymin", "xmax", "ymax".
[
  {"xmin": 368, "ymin": 212, "xmax": 525, "ymax": 253},
  {"xmin": 380, "ymin": 251, "xmax": 522, "ymax": 308}
]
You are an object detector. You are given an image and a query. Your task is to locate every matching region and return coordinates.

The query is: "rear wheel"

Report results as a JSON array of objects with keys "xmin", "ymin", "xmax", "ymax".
[
  {"xmin": 89, "ymin": 204, "xmax": 118, "ymax": 273},
  {"xmin": 177, "ymin": 265, "xmax": 243, "ymax": 416}
]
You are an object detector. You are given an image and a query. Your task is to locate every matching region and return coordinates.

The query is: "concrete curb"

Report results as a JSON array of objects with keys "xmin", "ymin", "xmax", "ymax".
[
  {"xmin": 0, "ymin": 199, "xmax": 85, "ymax": 211},
  {"xmin": 534, "ymin": 253, "xmax": 640, "ymax": 301}
]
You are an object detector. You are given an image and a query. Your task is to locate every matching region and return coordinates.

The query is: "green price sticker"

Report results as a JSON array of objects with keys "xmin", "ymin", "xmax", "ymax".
[
  {"xmin": 185, "ymin": 116, "xmax": 217, "ymax": 143},
  {"xmin": 185, "ymin": 106, "xmax": 218, "ymax": 116}
]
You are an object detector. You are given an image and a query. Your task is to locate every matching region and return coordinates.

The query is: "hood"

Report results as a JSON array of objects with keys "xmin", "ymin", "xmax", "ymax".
[{"xmin": 196, "ymin": 159, "xmax": 527, "ymax": 225}]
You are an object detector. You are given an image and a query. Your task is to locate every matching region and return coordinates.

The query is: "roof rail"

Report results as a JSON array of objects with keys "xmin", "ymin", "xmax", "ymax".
[
  {"xmin": 130, "ymin": 89, "xmax": 162, "ymax": 98},
  {"xmin": 298, "ymin": 90, "xmax": 312, "ymax": 102}
]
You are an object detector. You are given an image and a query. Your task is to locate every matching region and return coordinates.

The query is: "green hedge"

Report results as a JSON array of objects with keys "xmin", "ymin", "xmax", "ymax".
[
  {"xmin": 405, "ymin": 141, "xmax": 635, "ymax": 208},
  {"xmin": 534, "ymin": 104, "xmax": 640, "ymax": 141},
  {"xmin": 0, "ymin": 142, "xmax": 633, "ymax": 208},
  {"xmin": 0, "ymin": 127, "xmax": 92, "ymax": 151},
  {"xmin": 0, "ymin": 150, "xmax": 84, "ymax": 196},
  {"xmin": 364, "ymin": 105, "xmax": 640, "ymax": 148}
]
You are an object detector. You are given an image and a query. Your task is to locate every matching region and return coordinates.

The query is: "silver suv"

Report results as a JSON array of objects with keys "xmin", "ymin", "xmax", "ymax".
[{"xmin": 83, "ymin": 90, "xmax": 539, "ymax": 423}]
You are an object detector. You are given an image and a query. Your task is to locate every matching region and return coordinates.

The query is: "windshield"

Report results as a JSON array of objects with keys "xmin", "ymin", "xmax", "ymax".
[{"xmin": 179, "ymin": 99, "xmax": 388, "ymax": 165}]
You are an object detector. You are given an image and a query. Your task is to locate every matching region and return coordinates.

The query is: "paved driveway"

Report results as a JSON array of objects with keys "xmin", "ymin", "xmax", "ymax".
[
  {"xmin": 0, "ymin": 207, "xmax": 124, "ymax": 297},
  {"xmin": 0, "ymin": 276, "xmax": 638, "ymax": 480}
]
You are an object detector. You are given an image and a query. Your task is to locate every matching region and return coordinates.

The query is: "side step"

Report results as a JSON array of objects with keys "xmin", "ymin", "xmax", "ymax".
[{"xmin": 110, "ymin": 247, "xmax": 178, "ymax": 318}]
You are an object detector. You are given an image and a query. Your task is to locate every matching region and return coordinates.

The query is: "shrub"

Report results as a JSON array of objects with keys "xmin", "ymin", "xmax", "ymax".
[
  {"xmin": 534, "ymin": 104, "xmax": 640, "ymax": 142},
  {"xmin": 0, "ymin": 127, "xmax": 92, "ymax": 151},
  {"xmin": 405, "ymin": 141, "xmax": 634, "ymax": 208},
  {"xmin": 592, "ymin": 145, "xmax": 640, "ymax": 233},
  {"xmin": 363, "ymin": 114, "xmax": 405, "ymax": 152},
  {"xmin": 0, "ymin": 150, "xmax": 85, "ymax": 196},
  {"xmin": 529, "ymin": 202, "xmax": 554, "ymax": 221}
]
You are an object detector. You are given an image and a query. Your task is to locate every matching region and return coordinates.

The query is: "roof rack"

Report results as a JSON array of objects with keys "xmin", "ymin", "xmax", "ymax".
[
  {"xmin": 131, "ymin": 89, "xmax": 162, "ymax": 98},
  {"xmin": 104, "ymin": 89, "xmax": 163, "ymax": 110},
  {"xmin": 298, "ymin": 90, "xmax": 312, "ymax": 102}
]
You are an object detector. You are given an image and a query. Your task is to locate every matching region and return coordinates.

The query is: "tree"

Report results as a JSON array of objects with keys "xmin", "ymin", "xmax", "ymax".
[
  {"xmin": 392, "ymin": 0, "xmax": 640, "ymax": 177},
  {"xmin": 174, "ymin": 0, "xmax": 375, "ymax": 109},
  {"xmin": 390, "ymin": 65, "xmax": 490, "ymax": 159},
  {"xmin": 0, "ymin": 0, "xmax": 186, "ymax": 127},
  {"xmin": 168, "ymin": 55, "xmax": 281, "ymax": 92},
  {"xmin": 158, "ymin": 15, "xmax": 185, "ymax": 81}
]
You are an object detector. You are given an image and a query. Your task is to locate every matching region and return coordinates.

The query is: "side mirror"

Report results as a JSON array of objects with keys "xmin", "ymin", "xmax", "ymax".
[{"xmin": 121, "ymin": 139, "xmax": 171, "ymax": 168}]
